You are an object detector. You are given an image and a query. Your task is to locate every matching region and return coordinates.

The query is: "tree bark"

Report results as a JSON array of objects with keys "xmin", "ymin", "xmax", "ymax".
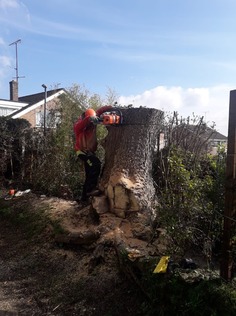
[{"xmin": 99, "ymin": 107, "xmax": 163, "ymax": 222}]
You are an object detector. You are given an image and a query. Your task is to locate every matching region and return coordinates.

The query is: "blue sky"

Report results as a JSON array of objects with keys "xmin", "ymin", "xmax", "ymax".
[{"xmin": 1, "ymin": 0, "xmax": 236, "ymax": 135}]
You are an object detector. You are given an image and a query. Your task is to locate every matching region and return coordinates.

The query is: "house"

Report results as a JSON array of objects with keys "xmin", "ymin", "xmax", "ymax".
[
  {"xmin": 207, "ymin": 128, "xmax": 228, "ymax": 155},
  {"xmin": 171, "ymin": 123, "xmax": 227, "ymax": 155},
  {"xmin": 0, "ymin": 80, "xmax": 66, "ymax": 128}
]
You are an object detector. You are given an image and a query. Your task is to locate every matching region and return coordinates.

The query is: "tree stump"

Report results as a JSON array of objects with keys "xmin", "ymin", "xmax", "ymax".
[{"xmin": 99, "ymin": 107, "xmax": 163, "ymax": 222}]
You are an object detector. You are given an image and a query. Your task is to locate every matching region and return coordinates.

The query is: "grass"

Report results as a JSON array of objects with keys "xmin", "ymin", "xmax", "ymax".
[
  {"xmin": 116, "ymin": 248, "xmax": 236, "ymax": 316},
  {"xmin": 137, "ymin": 272, "xmax": 236, "ymax": 316}
]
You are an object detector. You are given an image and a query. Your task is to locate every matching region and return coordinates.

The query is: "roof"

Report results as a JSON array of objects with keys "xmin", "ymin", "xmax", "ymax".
[
  {"xmin": 18, "ymin": 88, "xmax": 64, "ymax": 105},
  {"xmin": 209, "ymin": 129, "xmax": 227, "ymax": 140},
  {"xmin": 8, "ymin": 88, "xmax": 65, "ymax": 118},
  {"xmin": 176, "ymin": 124, "xmax": 227, "ymax": 140}
]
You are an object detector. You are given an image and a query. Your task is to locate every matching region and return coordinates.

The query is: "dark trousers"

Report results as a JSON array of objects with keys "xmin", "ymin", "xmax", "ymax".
[{"xmin": 78, "ymin": 154, "xmax": 101, "ymax": 201}]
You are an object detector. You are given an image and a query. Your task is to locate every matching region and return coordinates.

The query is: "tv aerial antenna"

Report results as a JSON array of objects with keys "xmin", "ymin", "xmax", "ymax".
[{"xmin": 9, "ymin": 39, "xmax": 25, "ymax": 83}]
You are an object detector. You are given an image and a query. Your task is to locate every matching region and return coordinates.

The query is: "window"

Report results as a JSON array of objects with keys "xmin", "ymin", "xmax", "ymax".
[
  {"xmin": 35, "ymin": 110, "xmax": 61, "ymax": 128},
  {"xmin": 0, "ymin": 108, "xmax": 14, "ymax": 116},
  {"xmin": 36, "ymin": 111, "xmax": 43, "ymax": 127}
]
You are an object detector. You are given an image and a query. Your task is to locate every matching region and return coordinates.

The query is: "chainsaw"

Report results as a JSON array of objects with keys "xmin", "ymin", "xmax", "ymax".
[{"xmin": 99, "ymin": 108, "xmax": 123, "ymax": 126}]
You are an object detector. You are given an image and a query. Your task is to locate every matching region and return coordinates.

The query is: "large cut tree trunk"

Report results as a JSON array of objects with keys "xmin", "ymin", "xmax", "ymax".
[{"xmin": 99, "ymin": 107, "xmax": 163, "ymax": 222}]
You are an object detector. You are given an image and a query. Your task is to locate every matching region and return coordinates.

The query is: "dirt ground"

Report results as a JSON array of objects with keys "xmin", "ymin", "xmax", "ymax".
[
  {"xmin": 0, "ymin": 190, "xmax": 223, "ymax": 316},
  {"xmin": 0, "ymin": 192, "xmax": 150, "ymax": 316}
]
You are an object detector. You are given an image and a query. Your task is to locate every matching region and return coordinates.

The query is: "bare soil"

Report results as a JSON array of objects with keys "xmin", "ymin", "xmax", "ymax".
[{"xmin": 0, "ymin": 192, "xmax": 147, "ymax": 316}]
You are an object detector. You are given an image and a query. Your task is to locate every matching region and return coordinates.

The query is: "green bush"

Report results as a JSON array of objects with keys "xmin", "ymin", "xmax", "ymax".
[{"xmin": 141, "ymin": 274, "xmax": 236, "ymax": 316}]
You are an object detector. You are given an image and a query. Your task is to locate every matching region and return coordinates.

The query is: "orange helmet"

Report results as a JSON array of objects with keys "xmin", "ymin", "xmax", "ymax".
[{"xmin": 85, "ymin": 108, "xmax": 96, "ymax": 117}]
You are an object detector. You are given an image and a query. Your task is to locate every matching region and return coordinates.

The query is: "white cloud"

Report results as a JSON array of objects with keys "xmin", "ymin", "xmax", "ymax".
[
  {"xmin": 0, "ymin": 55, "xmax": 11, "ymax": 68},
  {"xmin": 0, "ymin": 0, "xmax": 30, "ymax": 27},
  {"xmin": 119, "ymin": 85, "xmax": 233, "ymax": 136},
  {"xmin": 0, "ymin": 0, "xmax": 19, "ymax": 9},
  {"xmin": 0, "ymin": 55, "xmax": 12, "ymax": 77},
  {"xmin": 0, "ymin": 37, "xmax": 5, "ymax": 45},
  {"xmin": 0, "ymin": 56, "xmax": 13, "ymax": 90}
]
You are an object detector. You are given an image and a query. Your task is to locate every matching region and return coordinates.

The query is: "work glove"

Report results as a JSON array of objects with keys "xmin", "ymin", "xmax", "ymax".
[{"xmin": 90, "ymin": 116, "xmax": 100, "ymax": 124}]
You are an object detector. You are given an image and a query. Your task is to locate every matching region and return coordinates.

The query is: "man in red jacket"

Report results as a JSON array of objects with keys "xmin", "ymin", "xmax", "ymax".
[{"xmin": 74, "ymin": 105, "xmax": 112, "ymax": 202}]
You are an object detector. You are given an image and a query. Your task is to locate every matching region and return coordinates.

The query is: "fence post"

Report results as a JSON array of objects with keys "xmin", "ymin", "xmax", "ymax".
[{"xmin": 220, "ymin": 90, "xmax": 236, "ymax": 281}]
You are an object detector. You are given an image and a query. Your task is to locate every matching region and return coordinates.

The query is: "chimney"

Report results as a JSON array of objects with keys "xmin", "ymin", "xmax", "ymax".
[{"xmin": 9, "ymin": 80, "xmax": 18, "ymax": 101}]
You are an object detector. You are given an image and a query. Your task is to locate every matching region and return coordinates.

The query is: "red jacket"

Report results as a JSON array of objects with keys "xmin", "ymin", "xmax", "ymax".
[{"xmin": 74, "ymin": 105, "xmax": 112, "ymax": 154}]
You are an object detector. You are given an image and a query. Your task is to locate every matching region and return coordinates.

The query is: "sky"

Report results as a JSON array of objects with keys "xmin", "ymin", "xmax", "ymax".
[{"xmin": 1, "ymin": 0, "xmax": 236, "ymax": 135}]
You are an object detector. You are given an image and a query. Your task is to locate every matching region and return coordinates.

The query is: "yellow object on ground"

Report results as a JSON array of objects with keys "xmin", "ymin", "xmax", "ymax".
[{"xmin": 153, "ymin": 256, "xmax": 170, "ymax": 273}]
